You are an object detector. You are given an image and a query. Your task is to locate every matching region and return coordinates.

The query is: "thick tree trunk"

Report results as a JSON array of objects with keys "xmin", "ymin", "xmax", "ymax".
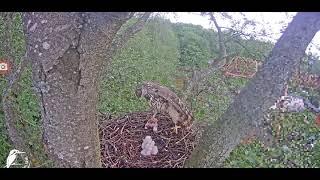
[
  {"xmin": 22, "ymin": 12, "xmax": 130, "ymax": 167},
  {"xmin": 186, "ymin": 12, "xmax": 320, "ymax": 167}
]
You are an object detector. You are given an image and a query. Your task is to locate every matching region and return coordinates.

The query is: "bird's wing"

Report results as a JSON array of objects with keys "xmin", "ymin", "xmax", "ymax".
[{"xmin": 147, "ymin": 82, "xmax": 194, "ymax": 120}]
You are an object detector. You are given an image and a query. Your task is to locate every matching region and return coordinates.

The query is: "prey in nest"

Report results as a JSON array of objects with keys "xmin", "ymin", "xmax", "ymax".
[{"xmin": 98, "ymin": 111, "xmax": 197, "ymax": 168}]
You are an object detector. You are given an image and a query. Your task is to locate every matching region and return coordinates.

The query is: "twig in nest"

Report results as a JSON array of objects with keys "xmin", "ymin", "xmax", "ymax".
[
  {"xmin": 120, "ymin": 122, "xmax": 127, "ymax": 135},
  {"xmin": 98, "ymin": 111, "xmax": 197, "ymax": 168},
  {"xmin": 175, "ymin": 132, "xmax": 192, "ymax": 144}
]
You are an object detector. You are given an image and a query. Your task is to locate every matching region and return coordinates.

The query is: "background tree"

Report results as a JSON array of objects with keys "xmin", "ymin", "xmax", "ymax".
[
  {"xmin": 99, "ymin": 17, "xmax": 180, "ymax": 116},
  {"xmin": 182, "ymin": 12, "xmax": 274, "ymax": 108},
  {"xmin": 2, "ymin": 12, "xmax": 320, "ymax": 168},
  {"xmin": 186, "ymin": 12, "xmax": 320, "ymax": 167}
]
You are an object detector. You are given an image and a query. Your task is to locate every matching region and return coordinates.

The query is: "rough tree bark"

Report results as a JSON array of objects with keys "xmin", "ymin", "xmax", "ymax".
[
  {"xmin": 109, "ymin": 12, "xmax": 152, "ymax": 56},
  {"xmin": 21, "ymin": 12, "xmax": 133, "ymax": 167},
  {"xmin": 185, "ymin": 12, "xmax": 320, "ymax": 167}
]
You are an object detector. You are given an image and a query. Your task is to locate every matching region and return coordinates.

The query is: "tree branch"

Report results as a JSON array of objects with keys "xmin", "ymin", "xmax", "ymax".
[
  {"xmin": 209, "ymin": 12, "xmax": 227, "ymax": 59},
  {"xmin": 109, "ymin": 12, "xmax": 152, "ymax": 58},
  {"xmin": 229, "ymin": 38, "xmax": 261, "ymax": 59},
  {"xmin": 186, "ymin": 12, "xmax": 320, "ymax": 168},
  {"xmin": 101, "ymin": 12, "xmax": 152, "ymax": 79},
  {"xmin": 221, "ymin": 26, "xmax": 274, "ymax": 41},
  {"xmin": 184, "ymin": 12, "xmax": 232, "ymax": 103}
]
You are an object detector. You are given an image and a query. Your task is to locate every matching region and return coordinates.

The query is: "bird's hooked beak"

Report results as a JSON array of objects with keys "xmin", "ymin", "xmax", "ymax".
[{"xmin": 135, "ymin": 86, "xmax": 142, "ymax": 98}]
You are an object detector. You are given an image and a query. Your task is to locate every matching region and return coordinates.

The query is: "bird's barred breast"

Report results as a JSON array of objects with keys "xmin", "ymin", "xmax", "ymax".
[{"xmin": 140, "ymin": 81, "xmax": 194, "ymax": 122}]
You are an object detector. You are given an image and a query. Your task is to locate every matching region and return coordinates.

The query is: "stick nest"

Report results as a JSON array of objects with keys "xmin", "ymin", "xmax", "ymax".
[{"xmin": 98, "ymin": 111, "xmax": 198, "ymax": 168}]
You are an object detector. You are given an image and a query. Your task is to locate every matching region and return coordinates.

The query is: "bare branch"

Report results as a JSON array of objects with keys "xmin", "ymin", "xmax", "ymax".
[
  {"xmin": 222, "ymin": 27, "xmax": 257, "ymax": 41},
  {"xmin": 220, "ymin": 24, "xmax": 275, "ymax": 41},
  {"xmin": 183, "ymin": 53, "xmax": 238, "ymax": 103},
  {"xmin": 101, "ymin": 12, "xmax": 152, "ymax": 78},
  {"xmin": 228, "ymin": 38, "xmax": 262, "ymax": 59},
  {"xmin": 202, "ymin": 53, "xmax": 239, "ymax": 83},
  {"xmin": 184, "ymin": 12, "xmax": 267, "ymax": 105},
  {"xmin": 209, "ymin": 13, "xmax": 227, "ymax": 59},
  {"xmin": 109, "ymin": 12, "xmax": 152, "ymax": 57},
  {"xmin": 184, "ymin": 12, "xmax": 231, "ymax": 102}
]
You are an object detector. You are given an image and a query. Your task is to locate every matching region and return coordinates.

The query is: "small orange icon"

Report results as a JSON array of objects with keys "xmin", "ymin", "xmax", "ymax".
[
  {"xmin": 0, "ymin": 60, "xmax": 10, "ymax": 75},
  {"xmin": 315, "ymin": 114, "xmax": 320, "ymax": 127}
]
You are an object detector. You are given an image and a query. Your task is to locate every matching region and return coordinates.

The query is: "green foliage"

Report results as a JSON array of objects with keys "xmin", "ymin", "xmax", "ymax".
[
  {"xmin": 0, "ymin": 13, "xmax": 25, "ymax": 64},
  {"xmin": 173, "ymin": 24, "xmax": 214, "ymax": 68},
  {"xmin": 172, "ymin": 22, "xmax": 320, "ymax": 168},
  {"xmin": 224, "ymin": 142, "xmax": 269, "ymax": 168},
  {"xmin": 0, "ymin": 109, "xmax": 12, "ymax": 166},
  {"xmin": 0, "ymin": 13, "xmax": 24, "ymax": 165},
  {"xmin": 225, "ymin": 36, "xmax": 274, "ymax": 61},
  {"xmin": 0, "ymin": 13, "xmax": 49, "ymax": 167},
  {"xmin": 172, "ymin": 23, "xmax": 253, "ymax": 122},
  {"xmin": 14, "ymin": 67, "xmax": 51, "ymax": 167},
  {"xmin": 0, "ymin": 14, "xmax": 318, "ymax": 168},
  {"xmin": 306, "ymin": 54, "xmax": 320, "ymax": 75},
  {"xmin": 98, "ymin": 18, "xmax": 180, "ymax": 116},
  {"xmin": 225, "ymin": 112, "xmax": 320, "ymax": 168},
  {"xmin": 192, "ymin": 71, "xmax": 249, "ymax": 122}
]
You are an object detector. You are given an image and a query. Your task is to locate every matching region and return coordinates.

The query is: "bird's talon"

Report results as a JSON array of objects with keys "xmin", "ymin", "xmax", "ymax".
[
  {"xmin": 145, "ymin": 116, "xmax": 158, "ymax": 131},
  {"xmin": 171, "ymin": 125, "xmax": 181, "ymax": 134}
]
